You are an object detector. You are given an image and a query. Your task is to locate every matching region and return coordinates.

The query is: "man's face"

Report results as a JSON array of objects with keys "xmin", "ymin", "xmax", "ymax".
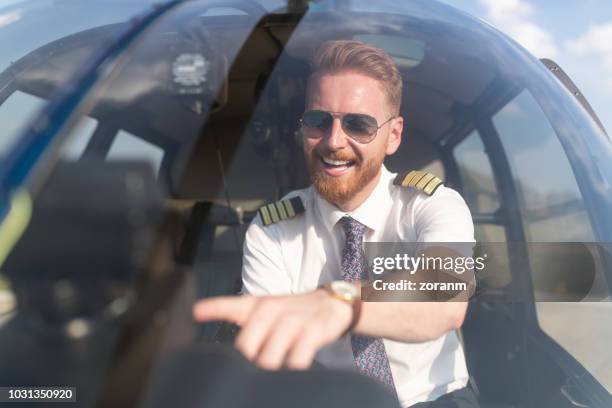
[{"xmin": 303, "ymin": 71, "xmax": 403, "ymax": 207}]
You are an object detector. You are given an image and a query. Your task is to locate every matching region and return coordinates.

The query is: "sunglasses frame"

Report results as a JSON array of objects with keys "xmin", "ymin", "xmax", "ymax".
[{"xmin": 299, "ymin": 110, "xmax": 396, "ymax": 144}]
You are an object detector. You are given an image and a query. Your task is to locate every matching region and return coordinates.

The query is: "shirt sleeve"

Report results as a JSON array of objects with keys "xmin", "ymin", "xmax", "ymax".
[
  {"xmin": 413, "ymin": 186, "xmax": 475, "ymax": 243},
  {"xmin": 241, "ymin": 214, "xmax": 292, "ymax": 295}
]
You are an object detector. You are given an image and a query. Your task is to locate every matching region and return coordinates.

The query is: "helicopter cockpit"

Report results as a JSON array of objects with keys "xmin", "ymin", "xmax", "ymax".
[{"xmin": 1, "ymin": 1, "xmax": 612, "ymax": 407}]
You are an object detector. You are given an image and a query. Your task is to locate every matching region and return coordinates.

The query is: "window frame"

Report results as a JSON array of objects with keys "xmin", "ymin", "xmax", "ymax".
[{"xmin": 445, "ymin": 82, "xmax": 612, "ymax": 401}]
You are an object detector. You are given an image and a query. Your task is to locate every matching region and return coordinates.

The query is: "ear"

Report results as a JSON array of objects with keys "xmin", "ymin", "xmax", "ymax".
[{"xmin": 385, "ymin": 116, "xmax": 403, "ymax": 155}]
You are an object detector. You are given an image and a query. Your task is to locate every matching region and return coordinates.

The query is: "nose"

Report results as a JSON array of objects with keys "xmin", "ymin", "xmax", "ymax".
[{"xmin": 324, "ymin": 117, "xmax": 349, "ymax": 150}]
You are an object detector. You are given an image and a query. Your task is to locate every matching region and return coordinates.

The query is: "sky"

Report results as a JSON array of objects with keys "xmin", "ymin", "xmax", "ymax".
[
  {"xmin": 0, "ymin": 0, "xmax": 610, "ymax": 136},
  {"xmin": 439, "ymin": 0, "xmax": 612, "ymax": 135}
]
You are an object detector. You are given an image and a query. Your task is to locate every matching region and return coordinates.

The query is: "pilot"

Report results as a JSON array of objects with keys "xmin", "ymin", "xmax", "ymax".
[{"xmin": 194, "ymin": 40, "xmax": 479, "ymax": 408}]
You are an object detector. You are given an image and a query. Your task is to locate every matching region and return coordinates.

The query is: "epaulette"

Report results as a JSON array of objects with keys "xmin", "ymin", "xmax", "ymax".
[
  {"xmin": 393, "ymin": 170, "xmax": 443, "ymax": 196},
  {"xmin": 258, "ymin": 197, "xmax": 305, "ymax": 226}
]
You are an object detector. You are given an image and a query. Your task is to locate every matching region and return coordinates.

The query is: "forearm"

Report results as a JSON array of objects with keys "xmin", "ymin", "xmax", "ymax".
[
  {"xmin": 352, "ymin": 245, "xmax": 473, "ymax": 342},
  {"xmin": 354, "ymin": 300, "xmax": 467, "ymax": 342}
]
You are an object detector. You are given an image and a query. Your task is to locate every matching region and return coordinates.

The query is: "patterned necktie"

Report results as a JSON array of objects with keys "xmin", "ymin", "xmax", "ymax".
[{"xmin": 339, "ymin": 216, "xmax": 397, "ymax": 393}]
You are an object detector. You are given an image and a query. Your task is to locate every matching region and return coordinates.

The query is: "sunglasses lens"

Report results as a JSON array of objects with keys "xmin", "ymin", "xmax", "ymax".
[
  {"xmin": 342, "ymin": 114, "xmax": 378, "ymax": 141},
  {"xmin": 301, "ymin": 111, "xmax": 380, "ymax": 142},
  {"xmin": 301, "ymin": 110, "xmax": 332, "ymax": 136}
]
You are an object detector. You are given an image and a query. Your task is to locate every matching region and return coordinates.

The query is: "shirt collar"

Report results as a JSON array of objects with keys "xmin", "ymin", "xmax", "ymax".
[{"xmin": 315, "ymin": 165, "xmax": 395, "ymax": 234}]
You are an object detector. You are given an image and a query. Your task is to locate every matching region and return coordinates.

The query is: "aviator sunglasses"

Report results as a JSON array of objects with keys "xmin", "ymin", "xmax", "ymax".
[{"xmin": 299, "ymin": 110, "xmax": 395, "ymax": 144}]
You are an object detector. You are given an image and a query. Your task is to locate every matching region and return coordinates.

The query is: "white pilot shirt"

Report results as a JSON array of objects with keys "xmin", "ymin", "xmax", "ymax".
[{"xmin": 241, "ymin": 165, "xmax": 474, "ymax": 407}]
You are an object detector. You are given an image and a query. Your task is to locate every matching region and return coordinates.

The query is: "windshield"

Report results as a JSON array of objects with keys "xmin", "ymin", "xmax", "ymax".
[
  {"xmin": 0, "ymin": 0, "xmax": 164, "ymax": 162},
  {"xmin": 2, "ymin": 0, "xmax": 612, "ymax": 406}
]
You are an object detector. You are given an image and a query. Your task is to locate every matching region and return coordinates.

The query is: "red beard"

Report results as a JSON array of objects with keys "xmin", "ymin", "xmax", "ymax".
[{"xmin": 305, "ymin": 150, "xmax": 384, "ymax": 205}]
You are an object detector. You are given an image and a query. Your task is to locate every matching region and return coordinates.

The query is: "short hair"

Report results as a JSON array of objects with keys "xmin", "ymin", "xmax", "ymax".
[{"xmin": 308, "ymin": 40, "xmax": 402, "ymax": 115}]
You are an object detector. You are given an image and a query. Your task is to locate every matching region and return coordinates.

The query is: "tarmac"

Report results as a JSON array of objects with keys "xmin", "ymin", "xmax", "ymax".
[{"xmin": 537, "ymin": 302, "xmax": 612, "ymax": 392}]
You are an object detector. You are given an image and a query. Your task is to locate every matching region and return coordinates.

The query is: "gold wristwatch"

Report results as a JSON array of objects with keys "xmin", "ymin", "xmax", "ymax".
[{"xmin": 322, "ymin": 281, "xmax": 362, "ymax": 335}]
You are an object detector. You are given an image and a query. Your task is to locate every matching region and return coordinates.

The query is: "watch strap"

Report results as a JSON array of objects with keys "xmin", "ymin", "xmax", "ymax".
[
  {"xmin": 322, "ymin": 282, "xmax": 362, "ymax": 336},
  {"xmin": 344, "ymin": 296, "xmax": 362, "ymax": 336}
]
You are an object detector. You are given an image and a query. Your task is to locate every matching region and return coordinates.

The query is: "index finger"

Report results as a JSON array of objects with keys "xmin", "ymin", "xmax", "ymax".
[{"xmin": 192, "ymin": 295, "xmax": 256, "ymax": 324}]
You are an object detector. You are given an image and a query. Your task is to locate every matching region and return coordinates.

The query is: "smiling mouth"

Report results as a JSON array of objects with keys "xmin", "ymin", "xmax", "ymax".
[{"xmin": 320, "ymin": 156, "xmax": 356, "ymax": 169}]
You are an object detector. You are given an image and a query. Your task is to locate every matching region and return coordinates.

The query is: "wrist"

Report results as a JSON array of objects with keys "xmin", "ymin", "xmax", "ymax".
[{"xmin": 320, "ymin": 281, "xmax": 362, "ymax": 336}]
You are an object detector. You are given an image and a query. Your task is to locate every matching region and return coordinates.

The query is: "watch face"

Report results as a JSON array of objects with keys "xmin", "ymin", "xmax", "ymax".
[{"xmin": 331, "ymin": 281, "xmax": 359, "ymax": 298}]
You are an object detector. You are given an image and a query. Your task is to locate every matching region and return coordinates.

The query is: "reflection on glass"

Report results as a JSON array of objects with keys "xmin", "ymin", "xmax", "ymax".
[
  {"xmin": 453, "ymin": 130, "xmax": 500, "ymax": 215},
  {"xmin": 4, "ymin": 0, "xmax": 611, "ymax": 403},
  {"xmin": 354, "ymin": 35, "xmax": 424, "ymax": 69},
  {"xmin": 61, "ymin": 117, "xmax": 97, "ymax": 160},
  {"xmin": 0, "ymin": 271, "xmax": 15, "ymax": 326},
  {"xmin": 474, "ymin": 224, "xmax": 505, "ymax": 243},
  {"xmin": 495, "ymin": 92, "xmax": 611, "ymax": 388},
  {"xmin": 106, "ymin": 130, "xmax": 164, "ymax": 176},
  {"xmin": 494, "ymin": 90, "xmax": 594, "ymax": 242},
  {"xmin": 474, "ymin": 226, "xmax": 511, "ymax": 288},
  {"xmin": 0, "ymin": 91, "xmax": 45, "ymax": 158}
]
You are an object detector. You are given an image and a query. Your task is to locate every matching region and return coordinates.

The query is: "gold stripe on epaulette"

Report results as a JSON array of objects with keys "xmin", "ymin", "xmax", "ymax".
[
  {"xmin": 408, "ymin": 172, "xmax": 428, "ymax": 188},
  {"xmin": 402, "ymin": 170, "xmax": 422, "ymax": 187},
  {"xmin": 259, "ymin": 206, "xmax": 272, "ymax": 225},
  {"xmin": 395, "ymin": 170, "xmax": 444, "ymax": 196},
  {"xmin": 275, "ymin": 201, "xmax": 288, "ymax": 220},
  {"xmin": 423, "ymin": 177, "xmax": 443, "ymax": 195},
  {"xmin": 258, "ymin": 197, "xmax": 306, "ymax": 226},
  {"xmin": 267, "ymin": 203, "xmax": 280, "ymax": 223},
  {"xmin": 415, "ymin": 173, "xmax": 437, "ymax": 190},
  {"xmin": 284, "ymin": 200, "xmax": 295, "ymax": 217}
]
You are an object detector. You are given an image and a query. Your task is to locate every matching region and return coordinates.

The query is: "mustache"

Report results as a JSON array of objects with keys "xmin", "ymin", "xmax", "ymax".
[{"xmin": 316, "ymin": 152, "xmax": 358, "ymax": 162}]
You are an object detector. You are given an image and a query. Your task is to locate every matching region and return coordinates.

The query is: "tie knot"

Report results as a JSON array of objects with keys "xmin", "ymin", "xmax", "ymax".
[{"xmin": 339, "ymin": 216, "xmax": 366, "ymax": 240}]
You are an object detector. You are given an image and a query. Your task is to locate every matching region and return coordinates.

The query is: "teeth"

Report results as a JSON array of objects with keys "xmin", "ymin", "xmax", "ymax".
[{"xmin": 322, "ymin": 157, "xmax": 351, "ymax": 166}]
